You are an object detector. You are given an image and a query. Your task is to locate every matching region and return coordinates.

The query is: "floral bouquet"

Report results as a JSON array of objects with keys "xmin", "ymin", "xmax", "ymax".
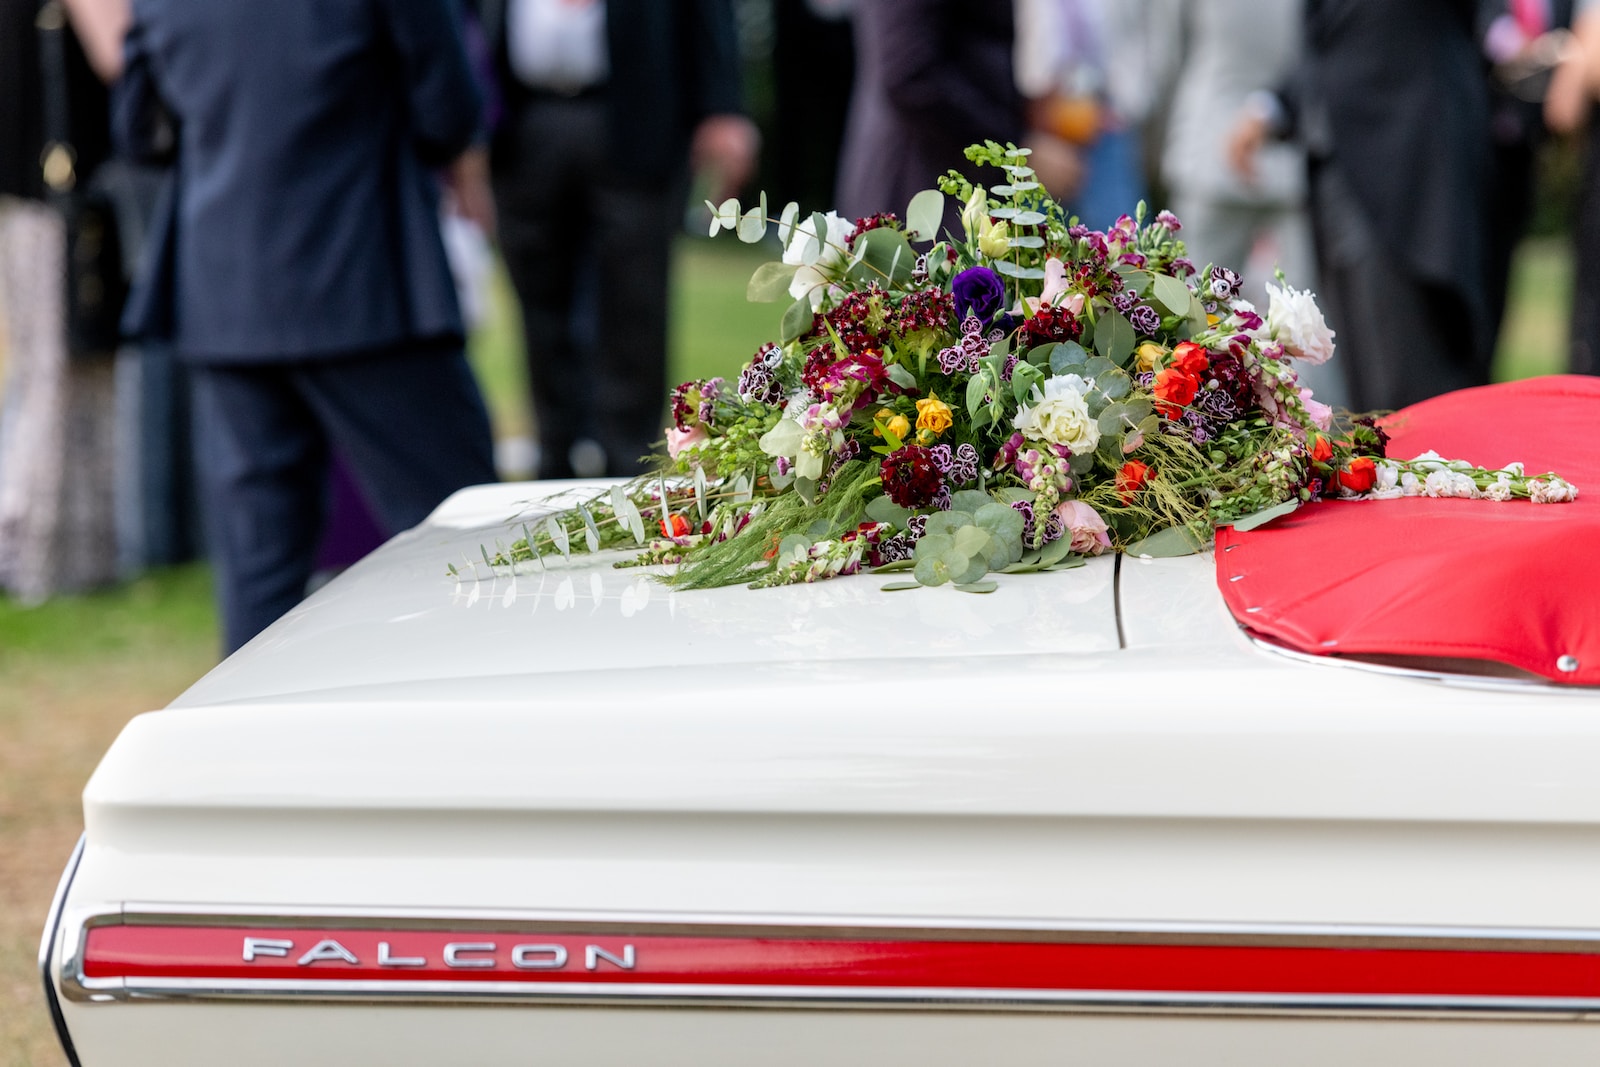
[{"xmin": 469, "ymin": 142, "xmax": 1575, "ymax": 593}]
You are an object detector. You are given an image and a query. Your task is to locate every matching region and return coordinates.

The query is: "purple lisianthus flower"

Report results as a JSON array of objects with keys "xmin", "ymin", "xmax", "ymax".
[{"xmin": 951, "ymin": 266, "xmax": 1006, "ymax": 326}]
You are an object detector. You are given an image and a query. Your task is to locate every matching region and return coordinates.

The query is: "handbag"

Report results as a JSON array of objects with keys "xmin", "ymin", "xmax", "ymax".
[{"xmin": 36, "ymin": 0, "xmax": 129, "ymax": 357}]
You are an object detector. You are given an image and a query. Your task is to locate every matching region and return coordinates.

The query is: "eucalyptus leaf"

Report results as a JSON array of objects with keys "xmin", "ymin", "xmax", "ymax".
[
  {"xmin": 1187, "ymin": 292, "xmax": 1210, "ymax": 334},
  {"xmin": 546, "ymin": 516, "xmax": 570, "ymax": 559},
  {"xmin": 1009, "ymin": 210, "xmax": 1047, "ymax": 226},
  {"xmin": 1119, "ymin": 270, "xmax": 1153, "ymax": 295},
  {"xmin": 952, "ymin": 525, "xmax": 991, "ymax": 558},
  {"xmin": 923, "ymin": 513, "xmax": 970, "ymax": 538},
  {"xmin": 1227, "ymin": 499, "xmax": 1300, "ymax": 532},
  {"xmin": 778, "ymin": 533, "xmax": 810, "ymax": 560},
  {"xmin": 520, "ymin": 523, "xmax": 544, "ymax": 566},
  {"xmin": 1026, "ymin": 342, "xmax": 1057, "ymax": 368},
  {"xmin": 747, "ymin": 260, "xmax": 800, "ymax": 303},
  {"xmin": 988, "ymin": 207, "xmax": 1021, "ymax": 220},
  {"xmin": 913, "ymin": 554, "xmax": 949, "ymax": 586},
  {"xmin": 846, "ymin": 226, "xmax": 916, "ymax": 287},
  {"xmin": 994, "ymin": 487, "xmax": 1034, "ymax": 504},
  {"xmin": 1038, "ymin": 535, "xmax": 1073, "ymax": 567},
  {"xmin": 1094, "ymin": 308, "xmax": 1136, "ymax": 366},
  {"xmin": 872, "ymin": 559, "xmax": 915, "ymax": 574},
  {"xmin": 1008, "ymin": 235, "xmax": 1046, "ymax": 249},
  {"xmin": 794, "ymin": 475, "xmax": 817, "ymax": 506},
  {"xmin": 953, "ymin": 555, "xmax": 990, "ymax": 585},
  {"xmin": 1152, "ymin": 273, "xmax": 1193, "ymax": 316},
  {"xmin": 950, "ymin": 489, "xmax": 993, "ymax": 513},
  {"xmin": 577, "ymin": 504, "xmax": 601, "ymax": 553},
  {"xmin": 880, "ymin": 581, "xmax": 923, "ymax": 592},
  {"xmin": 777, "ymin": 201, "xmax": 801, "ymax": 247},
  {"xmin": 974, "ymin": 502, "xmax": 1025, "ymax": 545},
  {"xmin": 915, "ymin": 531, "xmax": 956, "ymax": 558},
  {"xmin": 803, "ymin": 210, "xmax": 830, "ymax": 265},
  {"xmin": 780, "ymin": 295, "xmax": 814, "ymax": 344},
  {"xmin": 737, "ymin": 207, "xmax": 767, "ymax": 243},
  {"xmin": 1097, "ymin": 369, "xmax": 1131, "ymax": 401},
  {"xmin": 1042, "ymin": 556, "xmax": 1088, "ymax": 572},
  {"xmin": 1125, "ymin": 525, "xmax": 1207, "ymax": 558},
  {"xmin": 905, "ymin": 189, "xmax": 945, "ymax": 242},
  {"xmin": 993, "ymin": 260, "xmax": 1046, "ymax": 280},
  {"xmin": 865, "ymin": 495, "xmax": 912, "ymax": 527},
  {"xmin": 1050, "ymin": 340, "xmax": 1089, "ymax": 375},
  {"xmin": 990, "ymin": 184, "xmax": 1017, "ymax": 196},
  {"xmin": 954, "ymin": 580, "xmax": 999, "ymax": 594}
]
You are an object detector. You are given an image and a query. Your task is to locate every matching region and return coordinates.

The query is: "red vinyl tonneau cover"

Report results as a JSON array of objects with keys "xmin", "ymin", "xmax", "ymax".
[{"xmin": 1217, "ymin": 375, "xmax": 1600, "ymax": 685}]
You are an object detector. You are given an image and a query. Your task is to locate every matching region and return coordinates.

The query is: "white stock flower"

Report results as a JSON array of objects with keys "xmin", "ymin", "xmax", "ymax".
[
  {"xmin": 1423, "ymin": 470, "xmax": 1479, "ymax": 498},
  {"xmin": 1265, "ymin": 283, "xmax": 1336, "ymax": 365},
  {"xmin": 1375, "ymin": 460, "xmax": 1401, "ymax": 492},
  {"xmin": 1013, "ymin": 374, "xmax": 1101, "ymax": 456},
  {"xmin": 1530, "ymin": 477, "xmax": 1579, "ymax": 503},
  {"xmin": 783, "ymin": 211, "xmax": 855, "ymax": 310},
  {"xmin": 1400, "ymin": 471, "xmax": 1423, "ymax": 496},
  {"xmin": 1485, "ymin": 476, "xmax": 1514, "ymax": 502}
]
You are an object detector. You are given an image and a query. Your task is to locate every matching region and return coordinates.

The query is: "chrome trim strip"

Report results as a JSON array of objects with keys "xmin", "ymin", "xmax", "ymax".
[
  {"xmin": 57, "ymin": 903, "xmax": 1600, "ymax": 1018},
  {"xmin": 37, "ymin": 835, "xmax": 84, "ymax": 1067},
  {"xmin": 94, "ymin": 902, "xmax": 1600, "ymax": 951},
  {"xmin": 55, "ymin": 974, "xmax": 1600, "ymax": 1018}
]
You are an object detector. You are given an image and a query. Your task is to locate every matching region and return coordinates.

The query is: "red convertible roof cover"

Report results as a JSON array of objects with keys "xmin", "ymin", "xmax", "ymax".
[{"xmin": 1217, "ymin": 375, "xmax": 1600, "ymax": 685}]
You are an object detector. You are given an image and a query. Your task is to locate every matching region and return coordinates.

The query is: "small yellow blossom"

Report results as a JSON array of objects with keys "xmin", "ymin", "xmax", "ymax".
[
  {"xmin": 1135, "ymin": 341, "xmax": 1168, "ymax": 373},
  {"xmin": 915, "ymin": 392, "xmax": 953, "ymax": 436},
  {"xmin": 1206, "ymin": 313, "xmax": 1221, "ymax": 327},
  {"xmin": 874, "ymin": 408, "xmax": 911, "ymax": 441}
]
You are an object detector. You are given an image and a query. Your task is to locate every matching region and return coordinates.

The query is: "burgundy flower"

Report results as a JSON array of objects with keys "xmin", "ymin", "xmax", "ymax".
[{"xmin": 880, "ymin": 444, "xmax": 944, "ymax": 508}]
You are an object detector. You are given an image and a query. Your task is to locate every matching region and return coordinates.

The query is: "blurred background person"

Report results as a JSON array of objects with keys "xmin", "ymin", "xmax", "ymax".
[
  {"xmin": 0, "ymin": 0, "xmax": 126, "ymax": 602},
  {"xmin": 1481, "ymin": 0, "xmax": 1576, "ymax": 359},
  {"xmin": 1228, "ymin": 0, "xmax": 1493, "ymax": 413},
  {"xmin": 771, "ymin": 0, "xmax": 856, "ymax": 212},
  {"xmin": 116, "ymin": 0, "xmax": 500, "ymax": 653},
  {"xmin": 1159, "ymin": 0, "xmax": 1345, "ymax": 407},
  {"xmin": 836, "ymin": 0, "xmax": 1022, "ymax": 235},
  {"xmin": 478, "ymin": 0, "xmax": 759, "ymax": 480},
  {"xmin": 1546, "ymin": 0, "xmax": 1600, "ymax": 374},
  {"xmin": 1017, "ymin": 0, "xmax": 1177, "ymax": 230}
]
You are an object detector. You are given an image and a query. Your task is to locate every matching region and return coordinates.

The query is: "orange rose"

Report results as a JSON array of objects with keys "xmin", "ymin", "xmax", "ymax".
[
  {"xmin": 1310, "ymin": 434, "xmax": 1334, "ymax": 464},
  {"xmin": 1336, "ymin": 457, "xmax": 1377, "ymax": 494},
  {"xmin": 1172, "ymin": 341, "xmax": 1210, "ymax": 377},
  {"xmin": 1116, "ymin": 459, "xmax": 1153, "ymax": 502},
  {"xmin": 660, "ymin": 513, "xmax": 691, "ymax": 538},
  {"xmin": 1153, "ymin": 367, "xmax": 1199, "ymax": 418}
]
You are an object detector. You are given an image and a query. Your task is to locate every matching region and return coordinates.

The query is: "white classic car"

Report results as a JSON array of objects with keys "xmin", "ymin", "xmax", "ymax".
[{"xmin": 39, "ymin": 471, "xmax": 1600, "ymax": 1066}]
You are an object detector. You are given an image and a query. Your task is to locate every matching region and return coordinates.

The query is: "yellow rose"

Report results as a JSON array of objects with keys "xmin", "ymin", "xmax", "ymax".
[
  {"xmin": 874, "ymin": 408, "xmax": 911, "ymax": 441},
  {"xmin": 915, "ymin": 392, "xmax": 953, "ymax": 436},
  {"xmin": 1135, "ymin": 342, "xmax": 1168, "ymax": 373},
  {"xmin": 978, "ymin": 219, "xmax": 1011, "ymax": 260}
]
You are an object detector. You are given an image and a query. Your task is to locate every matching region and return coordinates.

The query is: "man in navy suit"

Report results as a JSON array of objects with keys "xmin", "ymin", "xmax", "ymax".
[{"xmin": 116, "ymin": 0, "xmax": 499, "ymax": 652}]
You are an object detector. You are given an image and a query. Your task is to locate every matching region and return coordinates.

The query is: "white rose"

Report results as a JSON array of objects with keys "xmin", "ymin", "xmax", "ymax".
[
  {"xmin": 1013, "ymin": 374, "xmax": 1101, "ymax": 456},
  {"xmin": 783, "ymin": 211, "xmax": 855, "ymax": 310},
  {"xmin": 1265, "ymin": 283, "xmax": 1337, "ymax": 365}
]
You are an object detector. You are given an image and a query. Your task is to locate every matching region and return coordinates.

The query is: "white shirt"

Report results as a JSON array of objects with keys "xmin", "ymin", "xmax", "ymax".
[{"xmin": 507, "ymin": 0, "xmax": 609, "ymax": 93}]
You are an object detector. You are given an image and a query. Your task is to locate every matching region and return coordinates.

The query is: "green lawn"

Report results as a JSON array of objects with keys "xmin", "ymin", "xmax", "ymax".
[{"xmin": 0, "ymin": 231, "xmax": 1585, "ymax": 1066}]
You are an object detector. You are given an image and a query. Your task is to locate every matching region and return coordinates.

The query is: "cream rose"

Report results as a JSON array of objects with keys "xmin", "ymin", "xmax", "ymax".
[{"xmin": 1014, "ymin": 374, "xmax": 1101, "ymax": 456}]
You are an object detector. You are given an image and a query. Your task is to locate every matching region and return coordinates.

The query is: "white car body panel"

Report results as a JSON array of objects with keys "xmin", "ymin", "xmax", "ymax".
[{"xmin": 43, "ymin": 482, "xmax": 1600, "ymax": 1065}]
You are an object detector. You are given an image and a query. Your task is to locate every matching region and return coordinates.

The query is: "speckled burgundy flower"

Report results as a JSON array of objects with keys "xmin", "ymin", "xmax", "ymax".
[{"xmin": 879, "ymin": 444, "xmax": 944, "ymax": 509}]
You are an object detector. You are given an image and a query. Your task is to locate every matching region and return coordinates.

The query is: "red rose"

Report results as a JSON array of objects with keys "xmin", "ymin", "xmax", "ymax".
[
  {"xmin": 1310, "ymin": 434, "xmax": 1334, "ymax": 464},
  {"xmin": 1172, "ymin": 341, "xmax": 1210, "ymax": 377},
  {"xmin": 1116, "ymin": 459, "xmax": 1153, "ymax": 502},
  {"xmin": 1336, "ymin": 457, "xmax": 1377, "ymax": 494},
  {"xmin": 1153, "ymin": 367, "xmax": 1199, "ymax": 418}
]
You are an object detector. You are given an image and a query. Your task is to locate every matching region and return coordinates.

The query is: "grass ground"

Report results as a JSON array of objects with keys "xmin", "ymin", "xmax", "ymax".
[{"xmin": 0, "ymin": 234, "xmax": 1581, "ymax": 1064}]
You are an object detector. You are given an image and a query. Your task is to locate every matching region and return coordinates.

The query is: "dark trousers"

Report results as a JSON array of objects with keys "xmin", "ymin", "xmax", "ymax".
[
  {"xmin": 1311, "ymin": 164, "xmax": 1487, "ymax": 413},
  {"xmin": 191, "ymin": 343, "xmax": 496, "ymax": 653},
  {"xmin": 493, "ymin": 95, "xmax": 677, "ymax": 478}
]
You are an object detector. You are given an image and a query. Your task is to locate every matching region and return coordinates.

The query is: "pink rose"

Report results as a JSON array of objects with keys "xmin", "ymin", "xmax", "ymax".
[
  {"xmin": 1053, "ymin": 500, "xmax": 1111, "ymax": 555},
  {"xmin": 665, "ymin": 424, "xmax": 709, "ymax": 460}
]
